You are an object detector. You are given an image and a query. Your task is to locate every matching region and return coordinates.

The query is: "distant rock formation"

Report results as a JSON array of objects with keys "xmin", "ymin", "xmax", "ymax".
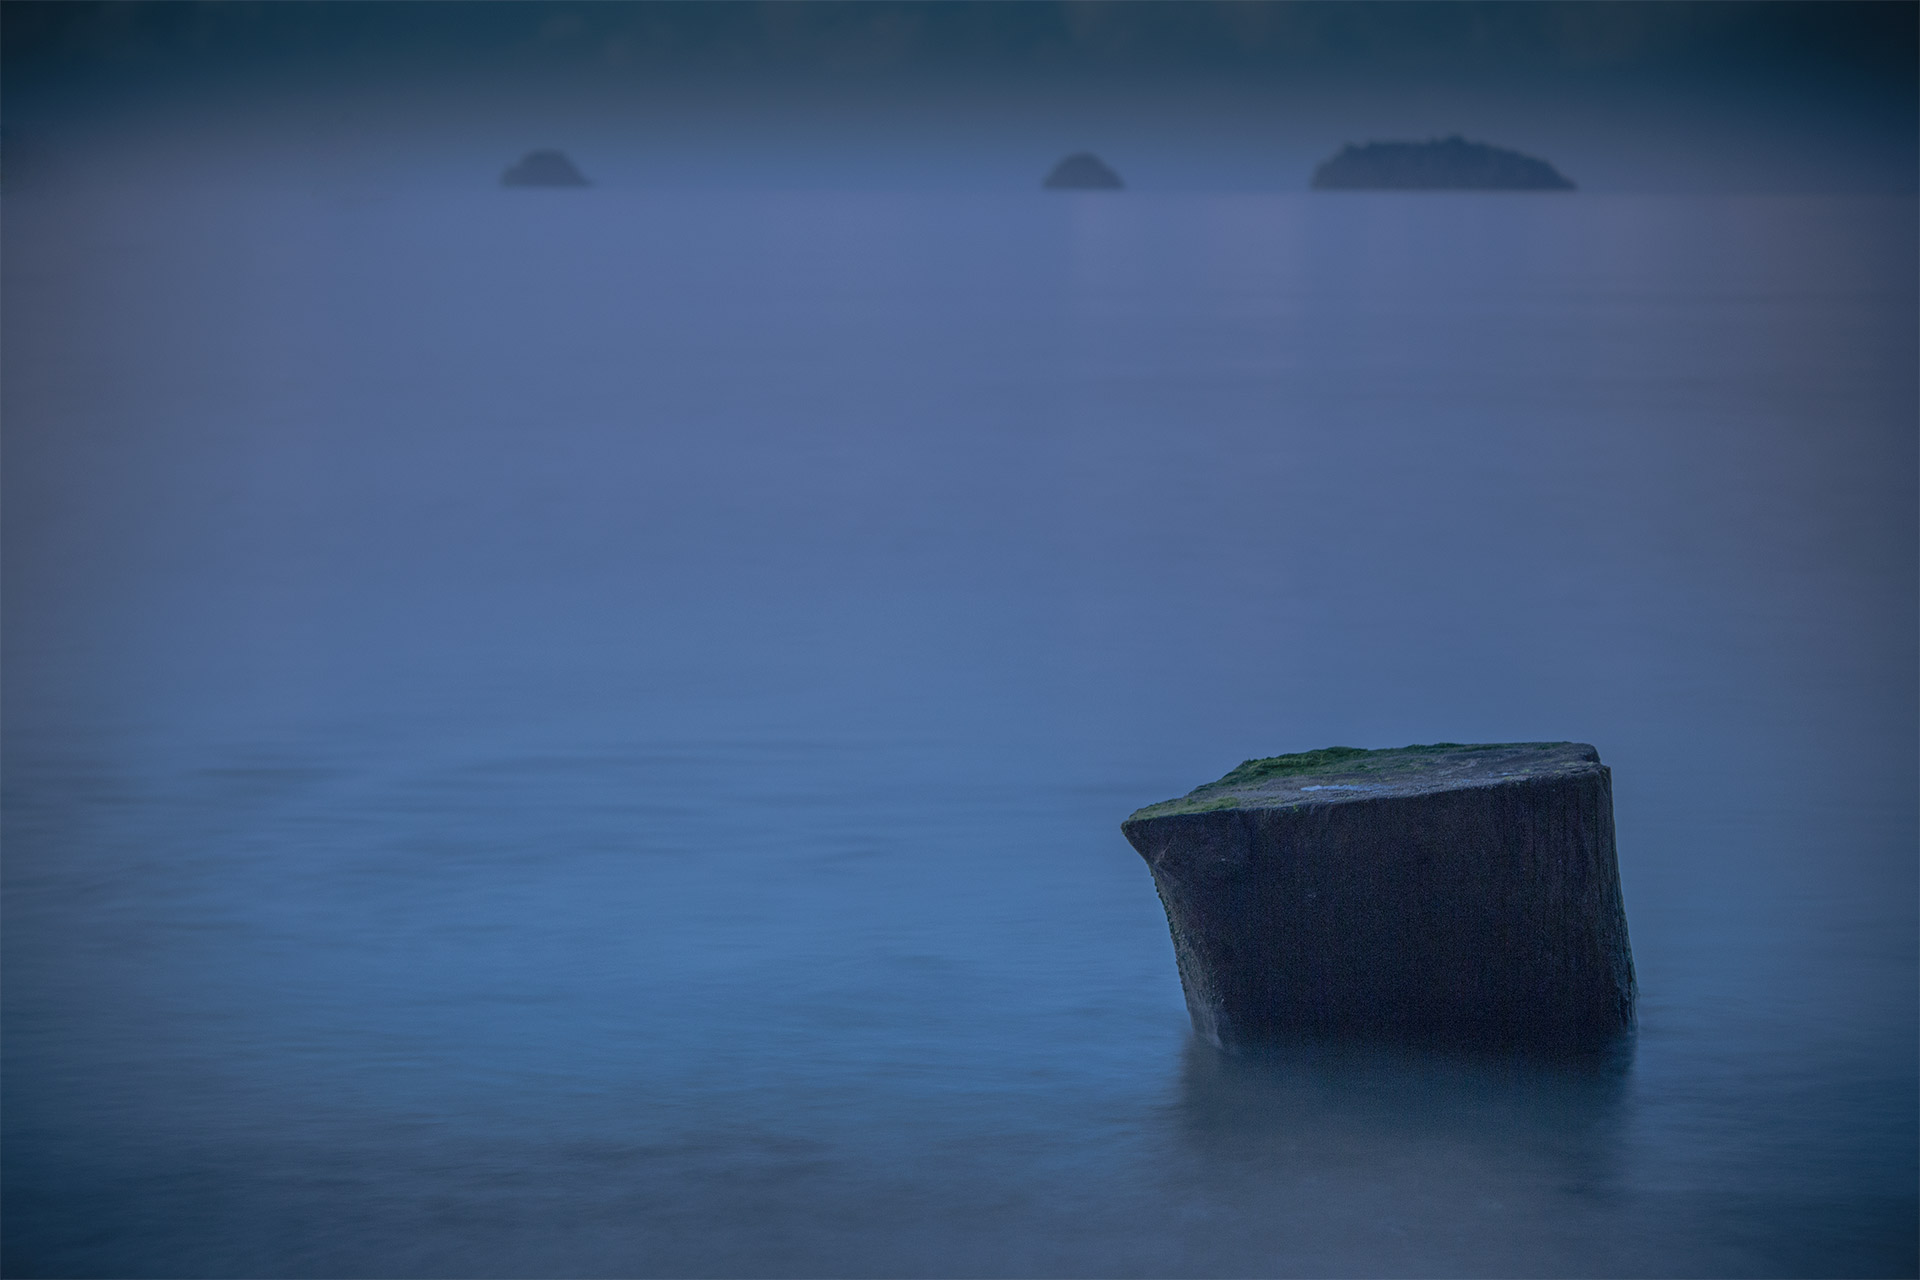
[
  {"xmin": 1044, "ymin": 153, "xmax": 1123, "ymax": 190},
  {"xmin": 1311, "ymin": 136, "xmax": 1574, "ymax": 190},
  {"xmin": 501, "ymin": 150, "xmax": 590, "ymax": 187},
  {"xmin": 1123, "ymin": 742, "xmax": 1635, "ymax": 1053}
]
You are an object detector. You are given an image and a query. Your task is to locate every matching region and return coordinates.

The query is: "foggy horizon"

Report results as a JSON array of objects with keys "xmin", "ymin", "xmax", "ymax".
[{"xmin": 5, "ymin": 2, "xmax": 1916, "ymax": 194}]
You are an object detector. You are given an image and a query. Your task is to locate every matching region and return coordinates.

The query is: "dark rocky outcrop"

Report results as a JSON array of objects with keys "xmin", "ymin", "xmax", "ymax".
[
  {"xmin": 1311, "ymin": 136, "xmax": 1574, "ymax": 190},
  {"xmin": 1044, "ymin": 153, "xmax": 1123, "ymax": 190},
  {"xmin": 501, "ymin": 150, "xmax": 590, "ymax": 187},
  {"xmin": 1123, "ymin": 743, "xmax": 1634, "ymax": 1053}
]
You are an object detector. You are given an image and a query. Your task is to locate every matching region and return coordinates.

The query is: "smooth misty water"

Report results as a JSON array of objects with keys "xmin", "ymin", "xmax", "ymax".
[{"xmin": 4, "ymin": 184, "xmax": 1915, "ymax": 1278}]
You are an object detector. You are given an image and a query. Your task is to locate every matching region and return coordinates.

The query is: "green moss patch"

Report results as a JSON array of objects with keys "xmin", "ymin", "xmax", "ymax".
[
  {"xmin": 1126, "ymin": 742, "xmax": 1574, "ymax": 821},
  {"xmin": 1215, "ymin": 746, "xmax": 1372, "ymax": 785}
]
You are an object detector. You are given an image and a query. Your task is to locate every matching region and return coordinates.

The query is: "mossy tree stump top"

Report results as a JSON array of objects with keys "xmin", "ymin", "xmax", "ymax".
[{"xmin": 1127, "ymin": 742, "xmax": 1602, "ymax": 823}]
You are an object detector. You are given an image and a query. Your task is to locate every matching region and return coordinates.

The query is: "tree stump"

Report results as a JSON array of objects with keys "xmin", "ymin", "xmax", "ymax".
[{"xmin": 1123, "ymin": 743, "xmax": 1635, "ymax": 1053}]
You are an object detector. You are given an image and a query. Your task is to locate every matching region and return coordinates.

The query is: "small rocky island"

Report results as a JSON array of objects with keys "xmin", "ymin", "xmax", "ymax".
[
  {"xmin": 1123, "ymin": 743, "xmax": 1634, "ymax": 1053},
  {"xmin": 1310, "ymin": 136, "xmax": 1574, "ymax": 190},
  {"xmin": 501, "ymin": 150, "xmax": 590, "ymax": 187},
  {"xmin": 1044, "ymin": 153, "xmax": 1123, "ymax": 190}
]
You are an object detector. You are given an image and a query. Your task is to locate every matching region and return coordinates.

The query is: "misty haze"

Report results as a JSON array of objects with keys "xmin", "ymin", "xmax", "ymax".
[{"xmin": 4, "ymin": 4, "xmax": 1915, "ymax": 1278}]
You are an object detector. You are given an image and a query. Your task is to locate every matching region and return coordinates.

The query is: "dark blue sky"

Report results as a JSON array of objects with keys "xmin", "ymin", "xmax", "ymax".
[{"xmin": 5, "ymin": 2, "xmax": 1916, "ymax": 191}]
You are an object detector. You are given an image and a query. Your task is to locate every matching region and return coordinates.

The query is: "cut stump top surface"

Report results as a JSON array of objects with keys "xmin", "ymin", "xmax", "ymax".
[{"xmin": 1126, "ymin": 742, "xmax": 1602, "ymax": 822}]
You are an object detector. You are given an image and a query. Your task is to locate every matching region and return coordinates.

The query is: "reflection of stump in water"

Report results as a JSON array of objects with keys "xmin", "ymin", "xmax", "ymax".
[
  {"xmin": 1173, "ymin": 1036, "xmax": 1634, "ymax": 1236},
  {"xmin": 1124, "ymin": 742, "xmax": 1635, "ymax": 1053}
]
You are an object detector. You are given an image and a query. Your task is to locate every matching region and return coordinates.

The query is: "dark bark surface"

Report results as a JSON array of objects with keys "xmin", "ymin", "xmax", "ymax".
[{"xmin": 1124, "ymin": 744, "xmax": 1634, "ymax": 1053}]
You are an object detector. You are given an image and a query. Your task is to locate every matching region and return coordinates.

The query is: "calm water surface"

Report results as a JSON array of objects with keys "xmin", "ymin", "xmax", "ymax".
[{"xmin": 4, "ymin": 184, "xmax": 1915, "ymax": 1276}]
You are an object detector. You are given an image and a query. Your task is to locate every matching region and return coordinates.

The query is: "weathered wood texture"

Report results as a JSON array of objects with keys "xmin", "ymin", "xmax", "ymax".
[{"xmin": 1123, "ymin": 744, "xmax": 1634, "ymax": 1053}]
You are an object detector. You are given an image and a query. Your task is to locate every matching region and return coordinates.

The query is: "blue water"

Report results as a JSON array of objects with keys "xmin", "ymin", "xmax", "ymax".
[{"xmin": 5, "ymin": 184, "xmax": 1915, "ymax": 1277}]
